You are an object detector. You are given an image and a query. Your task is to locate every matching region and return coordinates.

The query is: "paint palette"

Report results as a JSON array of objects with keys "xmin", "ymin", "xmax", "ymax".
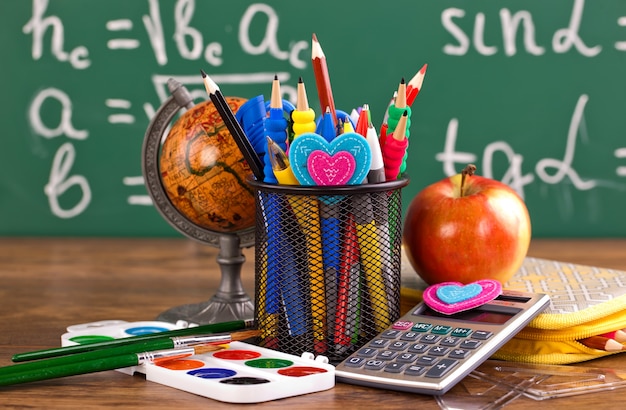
[
  {"xmin": 62, "ymin": 320, "xmax": 335, "ymax": 403},
  {"xmin": 145, "ymin": 341, "xmax": 334, "ymax": 403}
]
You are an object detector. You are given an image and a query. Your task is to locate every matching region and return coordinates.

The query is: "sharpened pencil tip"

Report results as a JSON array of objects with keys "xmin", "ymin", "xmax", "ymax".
[
  {"xmin": 312, "ymin": 33, "xmax": 318, "ymax": 42},
  {"xmin": 401, "ymin": 77, "xmax": 405, "ymax": 84},
  {"xmin": 403, "ymin": 110, "xmax": 408, "ymax": 117},
  {"xmin": 298, "ymin": 76, "xmax": 303, "ymax": 83},
  {"xmin": 200, "ymin": 69, "xmax": 207, "ymax": 78},
  {"xmin": 274, "ymin": 74, "xmax": 278, "ymax": 81}
]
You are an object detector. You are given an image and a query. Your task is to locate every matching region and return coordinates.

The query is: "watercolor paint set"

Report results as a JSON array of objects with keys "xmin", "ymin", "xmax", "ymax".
[{"xmin": 61, "ymin": 320, "xmax": 335, "ymax": 403}]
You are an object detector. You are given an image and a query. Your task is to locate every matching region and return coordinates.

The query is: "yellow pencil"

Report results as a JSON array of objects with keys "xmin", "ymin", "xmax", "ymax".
[{"xmin": 352, "ymin": 194, "xmax": 390, "ymax": 333}]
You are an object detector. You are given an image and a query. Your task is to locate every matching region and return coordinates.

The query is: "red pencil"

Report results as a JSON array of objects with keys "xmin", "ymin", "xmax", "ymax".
[
  {"xmin": 311, "ymin": 33, "xmax": 337, "ymax": 126},
  {"xmin": 379, "ymin": 91, "xmax": 396, "ymax": 149},
  {"xmin": 406, "ymin": 63, "xmax": 428, "ymax": 106},
  {"xmin": 334, "ymin": 213, "xmax": 360, "ymax": 354},
  {"xmin": 579, "ymin": 336, "xmax": 626, "ymax": 352},
  {"xmin": 599, "ymin": 329, "xmax": 626, "ymax": 343}
]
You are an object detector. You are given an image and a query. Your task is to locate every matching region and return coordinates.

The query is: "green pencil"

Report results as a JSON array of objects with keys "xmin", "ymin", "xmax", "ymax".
[
  {"xmin": 11, "ymin": 319, "xmax": 255, "ymax": 362},
  {"xmin": 1, "ymin": 329, "xmax": 260, "ymax": 377},
  {"xmin": 0, "ymin": 343, "xmax": 226, "ymax": 387}
]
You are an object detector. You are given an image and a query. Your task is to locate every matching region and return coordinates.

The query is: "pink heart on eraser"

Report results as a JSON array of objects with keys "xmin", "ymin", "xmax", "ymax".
[
  {"xmin": 307, "ymin": 150, "xmax": 355, "ymax": 186},
  {"xmin": 422, "ymin": 279, "xmax": 502, "ymax": 315}
]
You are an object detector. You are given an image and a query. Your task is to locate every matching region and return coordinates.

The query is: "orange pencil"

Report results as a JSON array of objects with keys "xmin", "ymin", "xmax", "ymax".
[
  {"xmin": 311, "ymin": 33, "xmax": 337, "ymax": 126},
  {"xmin": 579, "ymin": 336, "xmax": 626, "ymax": 352}
]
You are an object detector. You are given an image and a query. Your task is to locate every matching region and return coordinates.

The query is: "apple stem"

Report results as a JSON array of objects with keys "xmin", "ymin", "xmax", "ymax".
[{"xmin": 460, "ymin": 164, "xmax": 477, "ymax": 197}]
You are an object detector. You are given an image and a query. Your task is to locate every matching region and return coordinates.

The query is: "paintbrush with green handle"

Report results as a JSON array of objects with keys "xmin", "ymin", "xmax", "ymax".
[
  {"xmin": 0, "ymin": 329, "xmax": 259, "ymax": 386},
  {"xmin": 12, "ymin": 319, "xmax": 255, "ymax": 362}
]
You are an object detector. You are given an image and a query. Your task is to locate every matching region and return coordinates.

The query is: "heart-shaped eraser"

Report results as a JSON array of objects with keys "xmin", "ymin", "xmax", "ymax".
[
  {"xmin": 289, "ymin": 132, "xmax": 371, "ymax": 187},
  {"xmin": 307, "ymin": 150, "xmax": 356, "ymax": 185},
  {"xmin": 422, "ymin": 279, "xmax": 502, "ymax": 315},
  {"xmin": 436, "ymin": 283, "xmax": 482, "ymax": 304}
]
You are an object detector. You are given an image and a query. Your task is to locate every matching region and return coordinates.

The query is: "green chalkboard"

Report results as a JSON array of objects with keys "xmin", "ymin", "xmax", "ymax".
[{"xmin": 2, "ymin": 0, "xmax": 625, "ymax": 237}]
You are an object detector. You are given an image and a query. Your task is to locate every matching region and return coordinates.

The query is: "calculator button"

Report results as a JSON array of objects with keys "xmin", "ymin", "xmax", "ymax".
[
  {"xmin": 399, "ymin": 331, "xmax": 420, "ymax": 341},
  {"xmin": 405, "ymin": 365, "xmax": 427, "ymax": 376},
  {"xmin": 451, "ymin": 327, "xmax": 472, "ymax": 337},
  {"xmin": 388, "ymin": 341, "xmax": 410, "ymax": 351},
  {"xmin": 377, "ymin": 350, "xmax": 398, "ymax": 360},
  {"xmin": 356, "ymin": 347, "xmax": 378, "ymax": 357},
  {"xmin": 431, "ymin": 325, "xmax": 452, "ymax": 335},
  {"xmin": 472, "ymin": 330, "xmax": 493, "ymax": 340},
  {"xmin": 460, "ymin": 339, "xmax": 482, "ymax": 349},
  {"xmin": 396, "ymin": 352, "xmax": 418, "ymax": 363},
  {"xmin": 392, "ymin": 321, "xmax": 414, "ymax": 330},
  {"xmin": 425, "ymin": 359, "xmax": 458, "ymax": 378},
  {"xmin": 449, "ymin": 348, "xmax": 471, "ymax": 359},
  {"xmin": 440, "ymin": 336, "xmax": 461, "ymax": 347},
  {"xmin": 420, "ymin": 334, "xmax": 441, "ymax": 344},
  {"xmin": 415, "ymin": 355, "xmax": 438, "ymax": 366},
  {"xmin": 344, "ymin": 357, "xmax": 366, "ymax": 367},
  {"xmin": 364, "ymin": 359, "xmax": 386, "ymax": 370},
  {"xmin": 428, "ymin": 346, "xmax": 450, "ymax": 356},
  {"xmin": 384, "ymin": 362, "xmax": 406, "ymax": 373},
  {"xmin": 381, "ymin": 329, "xmax": 402, "ymax": 339},
  {"xmin": 408, "ymin": 343, "xmax": 429, "ymax": 354},
  {"xmin": 369, "ymin": 338, "xmax": 389, "ymax": 348},
  {"xmin": 412, "ymin": 323, "xmax": 433, "ymax": 332}
]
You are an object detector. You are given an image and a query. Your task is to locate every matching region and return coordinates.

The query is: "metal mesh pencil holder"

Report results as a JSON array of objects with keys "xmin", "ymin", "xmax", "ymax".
[{"xmin": 249, "ymin": 178, "xmax": 409, "ymax": 363}]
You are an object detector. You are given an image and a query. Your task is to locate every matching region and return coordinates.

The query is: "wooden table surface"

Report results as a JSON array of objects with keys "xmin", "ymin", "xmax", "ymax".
[{"xmin": 1, "ymin": 238, "xmax": 625, "ymax": 409}]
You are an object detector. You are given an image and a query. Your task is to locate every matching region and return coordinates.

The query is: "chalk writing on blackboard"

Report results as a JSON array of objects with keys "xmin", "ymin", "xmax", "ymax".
[
  {"xmin": 22, "ymin": 0, "xmax": 309, "ymax": 219},
  {"xmin": 441, "ymin": 0, "xmax": 606, "ymax": 57},
  {"xmin": 14, "ymin": 0, "xmax": 626, "ymax": 237}
]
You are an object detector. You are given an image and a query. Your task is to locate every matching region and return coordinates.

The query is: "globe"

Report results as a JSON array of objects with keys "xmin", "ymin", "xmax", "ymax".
[
  {"xmin": 142, "ymin": 80, "xmax": 256, "ymax": 325},
  {"xmin": 159, "ymin": 98, "xmax": 256, "ymax": 234}
]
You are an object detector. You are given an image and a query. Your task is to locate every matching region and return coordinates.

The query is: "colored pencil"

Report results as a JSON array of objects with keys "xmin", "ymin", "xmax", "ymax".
[
  {"xmin": 334, "ymin": 213, "xmax": 361, "ymax": 355},
  {"xmin": 311, "ymin": 33, "xmax": 338, "ymax": 126},
  {"xmin": 200, "ymin": 69, "xmax": 264, "ymax": 180},
  {"xmin": 579, "ymin": 336, "xmax": 626, "ymax": 352},
  {"xmin": 0, "ymin": 343, "xmax": 228, "ymax": 387},
  {"xmin": 351, "ymin": 193, "xmax": 389, "ymax": 333},
  {"xmin": 291, "ymin": 77, "xmax": 317, "ymax": 139},
  {"xmin": 382, "ymin": 110, "xmax": 409, "ymax": 181},
  {"xmin": 12, "ymin": 319, "xmax": 255, "ymax": 362},
  {"xmin": 266, "ymin": 137, "xmax": 324, "ymax": 346},
  {"xmin": 406, "ymin": 63, "xmax": 428, "ymax": 106},
  {"xmin": 379, "ymin": 90, "xmax": 396, "ymax": 149},
  {"xmin": 599, "ymin": 329, "xmax": 626, "ymax": 342},
  {"xmin": 1, "ymin": 330, "xmax": 260, "ymax": 378},
  {"xmin": 395, "ymin": 77, "xmax": 407, "ymax": 110}
]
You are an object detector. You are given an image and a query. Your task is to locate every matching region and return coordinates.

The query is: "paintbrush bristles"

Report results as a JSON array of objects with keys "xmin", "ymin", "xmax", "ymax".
[
  {"xmin": 191, "ymin": 329, "xmax": 260, "ymax": 355},
  {"xmin": 192, "ymin": 344, "xmax": 228, "ymax": 355},
  {"xmin": 231, "ymin": 329, "xmax": 261, "ymax": 341}
]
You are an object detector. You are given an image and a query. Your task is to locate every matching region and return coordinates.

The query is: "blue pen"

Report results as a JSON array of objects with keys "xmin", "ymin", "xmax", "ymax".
[
  {"xmin": 266, "ymin": 138, "xmax": 309, "ymax": 339},
  {"xmin": 316, "ymin": 107, "xmax": 337, "ymax": 142},
  {"xmin": 314, "ymin": 106, "xmax": 342, "ymax": 334}
]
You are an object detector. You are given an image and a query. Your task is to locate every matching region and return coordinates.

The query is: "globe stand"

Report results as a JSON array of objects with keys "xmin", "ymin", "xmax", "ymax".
[
  {"xmin": 142, "ymin": 79, "xmax": 256, "ymax": 325},
  {"xmin": 156, "ymin": 234, "xmax": 254, "ymax": 324}
]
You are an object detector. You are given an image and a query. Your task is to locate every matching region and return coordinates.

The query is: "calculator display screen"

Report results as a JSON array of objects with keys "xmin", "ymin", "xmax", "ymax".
[{"xmin": 421, "ymin": 306, "xmax": 515, "ymax": 324}]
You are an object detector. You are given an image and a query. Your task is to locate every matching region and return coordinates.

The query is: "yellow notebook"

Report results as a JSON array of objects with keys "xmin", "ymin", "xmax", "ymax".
[{"xmin": 401, "ymin": 253, "xmax": 626, "ymax": 365}]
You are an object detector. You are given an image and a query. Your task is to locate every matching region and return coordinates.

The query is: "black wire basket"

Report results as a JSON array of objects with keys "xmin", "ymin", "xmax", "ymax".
[{"xmin": 249, "ymin": 178, "xmax": 409, "ymax": 363}]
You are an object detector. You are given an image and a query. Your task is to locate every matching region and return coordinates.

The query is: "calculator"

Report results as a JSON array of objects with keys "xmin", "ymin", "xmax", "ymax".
[{"xmin": 335, "ymin": 290, "xmax": 550, "ymax": 395}]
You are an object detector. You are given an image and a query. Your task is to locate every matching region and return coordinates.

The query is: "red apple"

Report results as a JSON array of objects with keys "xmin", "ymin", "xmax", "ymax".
[{"xmin": 403, "ymin": 164, "xmax": 531, "ymax": 285}]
